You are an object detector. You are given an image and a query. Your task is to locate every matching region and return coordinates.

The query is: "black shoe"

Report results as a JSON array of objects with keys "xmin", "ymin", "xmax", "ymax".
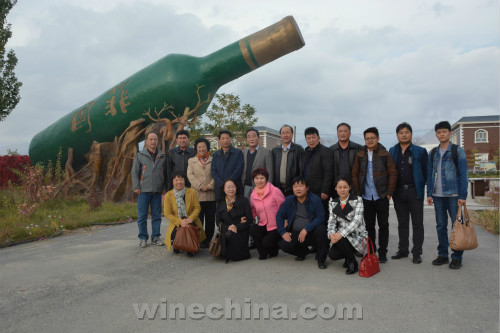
[
  {"xmin": 186, "ymin": 252, "xmax": 194, "ymax": 258},
  {"xmin": 378, "ymin": 254, "xmax": 387, "ymax": 263},
  {"xmin": 268, "ymin": 252, "xmax": 278, "ymax": 258},
  {"xmin": 343, "ymin": 259, "xmax": 348, "ymax": 268},
  {"xmin": 449, "ymin": 259, "xmax": 462, "ymax": 269},
  {"xmin": 173, "ymin": 249, "xmax": 180, "ymax": 254},
  {"xmin": 346, "ymin": 261, "xmax": 358, "ymax": 275},
  {"xmin": 317, "ymin": 260, "xmax": 327, "ymax": 269},
  {"xmin": 432, "ymin": 256, "xmax": 449, "ymax": 266},
  {"xmin": 391, "ymin": 252, "xmax": 409, "ymax": 260},
  {"xmin": 413, "ymin": 255, "xmax": 422, "ymax": 264},
  {"xmin": 258, "ymin": 256, "xmax": 268, "ymax": 260},
  {"xmin": 295, "ymin": 255, "xmax": 306, "ymax": 261}
]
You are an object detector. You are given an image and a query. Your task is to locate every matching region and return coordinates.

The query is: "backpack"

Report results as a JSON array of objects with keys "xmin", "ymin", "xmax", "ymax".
[{"xmin": 430, "ymin": 144, "xmax": 458, "ymax": 169}]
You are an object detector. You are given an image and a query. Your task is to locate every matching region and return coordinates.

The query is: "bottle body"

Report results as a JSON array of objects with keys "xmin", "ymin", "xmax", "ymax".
[{"xmin": 29, "ymin": 16, "xmax": 305, "ymax": 169}]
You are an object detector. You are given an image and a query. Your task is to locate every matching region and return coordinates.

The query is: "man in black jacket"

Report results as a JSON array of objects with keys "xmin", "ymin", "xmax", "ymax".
[
  {"xmin": 272, "ymin": 125, "xmax": 304, "ymax": 197},
  {"xmin": 330, "ymin": 123, "xmax": 362, "ymax": 196},
  {"xmin": 299, "ymin": 127, "xmax": 334, "ymax": 217},
  {"xmin": 166, "ymin": 130, "xmax": 195, "ymax": 191}
]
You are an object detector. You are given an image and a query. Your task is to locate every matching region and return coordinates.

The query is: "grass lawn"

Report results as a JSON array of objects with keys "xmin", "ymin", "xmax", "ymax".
[
  {"xmin": 0, "ymin": 190, "xmax": 138, "ymax": 247},
  {"xmin": 470, "ymin": 210, "xmax": 500, "ymax": 235}
]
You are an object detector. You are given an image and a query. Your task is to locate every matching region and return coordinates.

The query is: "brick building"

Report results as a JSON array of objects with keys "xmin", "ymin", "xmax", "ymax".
[
  {"xmin": 203, "ymin": 126, "xmax": 281, "ymax": 151},
  {"xmin": 451, "ymin": 115, "xmax": 499, "ymax": 171}
]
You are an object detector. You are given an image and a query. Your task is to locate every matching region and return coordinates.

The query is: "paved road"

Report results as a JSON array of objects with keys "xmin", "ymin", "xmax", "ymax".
[{"xmin": 1, "ymin": 208, "xmax": 498, "ymax": 333}]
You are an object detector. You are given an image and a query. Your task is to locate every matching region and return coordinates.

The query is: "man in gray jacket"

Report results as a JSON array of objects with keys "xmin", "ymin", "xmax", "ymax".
[
  {"xmin": 241, "ymin": 128, "xmax": 273, "ymax": 198},
  {"xmin": 131, "ymin": 132, "xmax": 167, "ymax": 248}
]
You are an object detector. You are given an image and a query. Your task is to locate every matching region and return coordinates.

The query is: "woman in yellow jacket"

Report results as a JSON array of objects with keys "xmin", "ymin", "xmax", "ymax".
[{"xmin": 164, "ymin": 172, "xmax": 206, "ymax": 257}]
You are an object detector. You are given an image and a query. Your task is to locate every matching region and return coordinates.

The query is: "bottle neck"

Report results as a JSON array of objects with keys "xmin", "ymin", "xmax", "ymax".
[
  {"xmin": 200, "ymin": 16, "xmax": 305, "ymax": 88},
  {"xmin": 200, "ymin": 42, "xmax": 252, "ymax": 88}
]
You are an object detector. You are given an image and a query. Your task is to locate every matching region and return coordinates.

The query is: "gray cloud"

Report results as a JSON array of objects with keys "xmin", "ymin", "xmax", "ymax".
[{"xmin": 0, "ymin": 0, "xmax": 498, "ymax": 157}]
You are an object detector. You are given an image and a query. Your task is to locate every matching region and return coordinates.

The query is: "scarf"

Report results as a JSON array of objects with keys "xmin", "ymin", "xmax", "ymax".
[
  {"xmin": 174, "ymin": 187, "xmax": 187, "ymax": 219},
  {"xmin": 197, "ymin": 152, "xmax": 210, "ymax": 167},
  {"xmin": 226, "ymin": 196, "xmax": 236, "ymax": 212},
  {"xmin": 340, "ymin": 198, "xmax": 348, "ymax": 210}
]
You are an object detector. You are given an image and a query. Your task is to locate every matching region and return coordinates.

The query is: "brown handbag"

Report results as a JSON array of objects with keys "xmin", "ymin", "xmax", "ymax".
[
  {"xmin": 209, "ymin": 224, "xmax": 222, "ymax": 258},
  {"xmin": 172, "ymin": 223, "xmax": 201, "ymax": 253},
  {"xmin": 449, "ymin": 205, "xmax": 478, "ymax": 251}
]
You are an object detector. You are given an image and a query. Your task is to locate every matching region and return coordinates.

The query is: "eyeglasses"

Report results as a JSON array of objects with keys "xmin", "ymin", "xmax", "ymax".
[
  {"xmin": 225, "ymin": 186, "xmax": 237, "ymax": 189},
  {"xmin": 364, "ymin": 137, "xmax": 378, "ymax": 142}
]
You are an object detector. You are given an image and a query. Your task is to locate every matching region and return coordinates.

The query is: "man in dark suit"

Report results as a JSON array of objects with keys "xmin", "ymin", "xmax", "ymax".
[
  {"xmin": 211, "ymin": 130, "xmax": 244, "ymax": 201},
  {"xmin": 272, "ymin": 125, "xmax": 304, "ymax": 197}
]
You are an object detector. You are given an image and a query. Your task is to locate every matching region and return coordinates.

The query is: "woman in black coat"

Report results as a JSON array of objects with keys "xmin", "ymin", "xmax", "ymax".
[{"xmin": 216, "ymin": 179, "xmax": 252, "ymax": 263}]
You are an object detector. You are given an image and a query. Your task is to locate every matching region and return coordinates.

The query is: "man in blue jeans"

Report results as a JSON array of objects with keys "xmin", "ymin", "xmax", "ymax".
[
  {"xmin": 131, "ymin": 132, "xmax": 167, "ymax": 248},
  {"xmin": 427, "ymin": 121, "xmax": 468, "ymax": 269}
]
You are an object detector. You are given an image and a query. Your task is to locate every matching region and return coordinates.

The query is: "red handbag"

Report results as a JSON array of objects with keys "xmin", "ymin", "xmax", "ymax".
[{"xmin": 359, "ymin": 237, "xmax": 380, "ymax": 278}]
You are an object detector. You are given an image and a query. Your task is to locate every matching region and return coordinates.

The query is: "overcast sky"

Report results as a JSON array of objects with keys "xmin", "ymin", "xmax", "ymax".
[{"xmin": 1, "ymin": 0, "xmax": 498, "ymax": 155}]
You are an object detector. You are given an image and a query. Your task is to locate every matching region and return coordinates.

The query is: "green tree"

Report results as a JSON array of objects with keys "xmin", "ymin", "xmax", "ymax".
[
  {"xmin": 185, "ymin": 114, "xmax": 206, "ymax": 145},
  {"xmin": 0, "ymin": 0, "xmax": 22, "ymax": 121},
  {"xmin": 203, "ymin": 93, "xmax": 258, "ymax": 146}
]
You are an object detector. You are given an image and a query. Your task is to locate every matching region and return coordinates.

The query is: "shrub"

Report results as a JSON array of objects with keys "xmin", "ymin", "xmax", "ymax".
[{"xmin": 0, "ymin": 155, "xmax": 31, "ymax": 188}]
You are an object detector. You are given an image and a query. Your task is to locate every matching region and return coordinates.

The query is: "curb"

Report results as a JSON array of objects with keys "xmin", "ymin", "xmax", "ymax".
[{"xmin": 0, "ymin": 228, "xmax": 64, "ymax": 249}]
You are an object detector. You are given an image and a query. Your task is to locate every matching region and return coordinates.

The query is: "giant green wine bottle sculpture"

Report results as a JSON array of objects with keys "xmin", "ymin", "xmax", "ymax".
[{"xmin": 29, "ymin": 16, "xmax": 305, "ymax": 169}]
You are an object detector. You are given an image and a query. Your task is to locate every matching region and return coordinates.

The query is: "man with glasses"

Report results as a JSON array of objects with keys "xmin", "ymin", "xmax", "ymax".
[{"xmin": 351, "ymin": 127, "xmax": 397, "ymax": 263}]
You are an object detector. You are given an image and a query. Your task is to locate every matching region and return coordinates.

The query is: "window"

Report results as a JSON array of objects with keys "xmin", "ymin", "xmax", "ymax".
[
  {"xmin": 475, "ymin": 153, "xmax": 489, "ymax": 162},
  {"xmin": 209, "ymin": 140, "xmax": 218, "ymax": 151},
  {"xmin": 474, "ymin": 129, "xmax": 488, "ymax": 143}
]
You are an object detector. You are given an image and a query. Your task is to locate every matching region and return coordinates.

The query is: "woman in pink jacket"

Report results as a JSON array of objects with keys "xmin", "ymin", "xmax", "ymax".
[{"xmin": 249, "ymin": 168, "xmax": 286, "ymax": 260}]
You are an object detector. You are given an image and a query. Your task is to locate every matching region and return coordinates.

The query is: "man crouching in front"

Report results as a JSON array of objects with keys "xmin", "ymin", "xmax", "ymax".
[{"xmin": 276, "ymin": 176, "xmax": 329, "ymax": 269}]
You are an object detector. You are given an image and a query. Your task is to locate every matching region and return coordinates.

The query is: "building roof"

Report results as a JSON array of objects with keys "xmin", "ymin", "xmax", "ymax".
[
  {"xmin": 254, "ymin": 126, "xmax": 280, "ymax": 135},
  {"xmin": 454, "ymin": 115, "xmax": 500, "ymax": 124}
]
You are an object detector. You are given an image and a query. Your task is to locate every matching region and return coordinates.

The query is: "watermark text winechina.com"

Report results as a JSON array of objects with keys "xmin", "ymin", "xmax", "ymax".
[{"xmin": 133, "ymin": 298, "xmax": 363, "ymax": 320}]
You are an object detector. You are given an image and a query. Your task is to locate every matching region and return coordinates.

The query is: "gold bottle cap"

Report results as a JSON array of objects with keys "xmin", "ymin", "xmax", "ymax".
[{"xmin": 239, "ymin": 16, "xmax": 305, "ymax": 70}]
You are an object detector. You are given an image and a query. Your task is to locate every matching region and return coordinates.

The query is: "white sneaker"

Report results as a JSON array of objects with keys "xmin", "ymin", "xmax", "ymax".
[
  {"xmin": 139, "ymin": 240, "xmax": 147, "ymax": 248},
  {"xmin": 151, "ymin": 237, "xmax": 164, "ymax": 246}
]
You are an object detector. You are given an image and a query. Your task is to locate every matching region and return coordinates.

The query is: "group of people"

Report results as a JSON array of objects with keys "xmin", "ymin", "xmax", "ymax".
[{"xmin": 131, "ymin": 119, "xmax": 468, "ymax": 274}]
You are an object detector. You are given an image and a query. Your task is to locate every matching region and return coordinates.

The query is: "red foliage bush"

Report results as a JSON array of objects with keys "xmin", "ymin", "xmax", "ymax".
[{"xmin": 0, "ymin": 155, "xmax": 32, "ymax": 188}]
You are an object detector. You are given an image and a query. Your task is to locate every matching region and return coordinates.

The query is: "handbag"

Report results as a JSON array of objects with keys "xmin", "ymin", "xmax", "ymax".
[
  {"xmin": 449, "ymin": 205, "xmax": 478, "ymax": 251},
  {"xmin": 172, "ymin": 223, "xmax": 201, "ymax": 253},
  {"xmin": 209, "ymin": 224, "xmax": 222, "ymax": 258},
  {"xmin": 359, "ymin": 237, "xmax": 380, "ymax": 278}
]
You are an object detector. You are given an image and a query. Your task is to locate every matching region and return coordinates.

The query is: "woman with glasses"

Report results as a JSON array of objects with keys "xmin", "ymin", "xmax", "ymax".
[{"xmin": 216, "ymin": 179, "xmax": 252, "ymax": 263}]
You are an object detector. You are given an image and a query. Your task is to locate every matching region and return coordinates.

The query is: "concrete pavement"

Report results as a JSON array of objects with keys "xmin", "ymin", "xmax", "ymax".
[{"xmin": 0, "ymin": 208, "xmax": 498, "ymax": 333}]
